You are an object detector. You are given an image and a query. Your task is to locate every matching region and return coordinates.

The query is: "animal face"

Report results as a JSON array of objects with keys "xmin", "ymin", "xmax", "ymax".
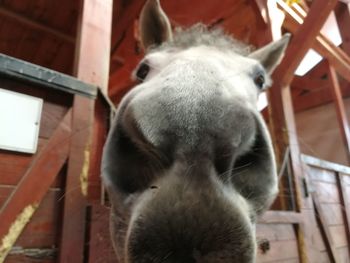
[{"xmin": 102, "ymin": 0, "xmax": 290, "ymax": 262}]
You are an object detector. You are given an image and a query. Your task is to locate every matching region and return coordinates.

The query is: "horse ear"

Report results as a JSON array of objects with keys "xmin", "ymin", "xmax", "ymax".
[
  {"xmin": 139, "ymin": 0, "xmax": 173, "ymax": 50},
  {"xmin": 248, "ymin": 33, "xmax": 291, "ymax": 74}
]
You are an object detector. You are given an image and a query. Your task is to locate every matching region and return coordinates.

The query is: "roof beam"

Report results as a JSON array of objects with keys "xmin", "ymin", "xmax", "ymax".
[
  {"xmin": 0, "ymin": 6, "xmax": 75, "ymax": 44},
  {"xmin": 279, "ymin": 1, "xmax": 350, "ymax": 83}
]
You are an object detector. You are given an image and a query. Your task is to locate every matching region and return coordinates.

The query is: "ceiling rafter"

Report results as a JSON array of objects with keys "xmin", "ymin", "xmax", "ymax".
[
  {"xmin": 0, "ymin": 5, "xmax": 75, "ymax": 44},
  {"xmin": 277, "ymin": 0, "xmax": 350, "ymax": 83}
]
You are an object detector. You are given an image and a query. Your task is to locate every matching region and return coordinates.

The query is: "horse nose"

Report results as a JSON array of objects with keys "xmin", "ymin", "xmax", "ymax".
[{"xmin": 125, "ymin": 163, "xmax": 255, "ymax": 263}]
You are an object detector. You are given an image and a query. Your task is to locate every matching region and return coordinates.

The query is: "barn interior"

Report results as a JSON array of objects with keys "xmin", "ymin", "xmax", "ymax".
[{"xmin": 0, "ymin": 0, "xmax": 350, "ymax": 262}]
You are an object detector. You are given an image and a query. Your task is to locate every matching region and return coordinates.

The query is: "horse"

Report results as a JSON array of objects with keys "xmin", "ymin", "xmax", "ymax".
[{"xmin": 102, "ymin": 0, "xmax": 290, "ymax": 262}]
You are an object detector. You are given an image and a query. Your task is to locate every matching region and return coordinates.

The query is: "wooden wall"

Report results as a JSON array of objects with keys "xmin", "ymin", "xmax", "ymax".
[
  {"xmin": 0, "ymin": 78, "xmax": 72, "ymax": 262},
  {"xmin": 296, "ymin": 98, "xmax": 350, "ymax": 166}
]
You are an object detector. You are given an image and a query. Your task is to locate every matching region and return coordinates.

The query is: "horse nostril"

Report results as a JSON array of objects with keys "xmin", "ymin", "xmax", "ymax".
[{"xmin": 150, "ymin": 185, "xmax": 158, "ymax": 189}]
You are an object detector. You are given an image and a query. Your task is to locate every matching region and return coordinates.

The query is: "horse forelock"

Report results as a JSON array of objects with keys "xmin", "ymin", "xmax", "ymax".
[{"xmin": 148, "ymin": 23, "xmax": 253, "ymax": 55}]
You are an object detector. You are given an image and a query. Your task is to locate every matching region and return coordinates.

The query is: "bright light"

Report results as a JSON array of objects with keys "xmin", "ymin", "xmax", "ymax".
[
  {"xmin": 294, "ymin": 11, "xmax": 342, "ymax": 76},
  {"xmin": 258, "ymin": 92, "xmax": 268, "ymax": 111}
]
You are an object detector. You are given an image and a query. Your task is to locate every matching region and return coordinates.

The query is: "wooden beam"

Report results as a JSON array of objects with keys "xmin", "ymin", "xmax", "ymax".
[
  {"xmin": 74, "ymin": 0, "xmax": 113, "ymax": 93},
  {"xmin": 275, "ymin": 0, "xmax": 339, "ymax": 86},
  {"xmin": 280, "ymin": 1, "xmax": 350, "ymax": 83},
  {"xmin": 268, "ymin": 2, "xmax": 337, "ymax": 262},
  {"xmin": 59, "ymin": 0, "xmax": 113, "ymax": 262},
  {"xmin": 328, "ymin": 62, "xmax": 350, "ymax": 164},
  {"xmin": 268, "ymin": 0, "xmax": 337, "ymax": 170},
  {"xmin": 0, "ymin": 111, "xmax": 71, "ymax": 262},
  {"xmin": 301, "ymin": 154, "xmax": 350, "ymax": 175},
  {"xmin": 0, "ymin": 6, "xmax": 75, "ymax": 44},
  {"xmin": 335, "ymin": 2, "xmax": 350, "ymax": 55}
]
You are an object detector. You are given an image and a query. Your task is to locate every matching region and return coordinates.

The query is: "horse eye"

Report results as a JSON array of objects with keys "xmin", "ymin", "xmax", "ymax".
[
  {"xmin": 254, "ymin": 74, "xmax": 265, "ymax": 89},
  {"xmin": 136, "ymin": 63, "xmax": 150, "ymax": 81}
]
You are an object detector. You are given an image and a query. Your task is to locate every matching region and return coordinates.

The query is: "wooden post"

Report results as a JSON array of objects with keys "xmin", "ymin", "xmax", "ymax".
[
  {"xmin": 328, "ymin": 62, "xmax": 350, "ymax": 164},
  {"xmin": 58, "ymin": 0, "xmax": 112, "ymax": 262},
  {"xmin": 266, "ymin": 0, "xmax": 337, "ymax": 262}
]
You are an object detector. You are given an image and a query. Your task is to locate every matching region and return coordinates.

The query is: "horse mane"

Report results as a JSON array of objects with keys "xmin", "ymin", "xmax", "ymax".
[{"xmin": 150, "ymin": 23, "xmax": 253, "ymax": 55}]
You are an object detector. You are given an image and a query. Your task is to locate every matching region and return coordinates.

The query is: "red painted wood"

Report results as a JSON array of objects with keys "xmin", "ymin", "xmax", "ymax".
[
  {"xmin": 87, "ymin": 204, "xmax": 115, "ymax": 263},
  {"xmin": 0, "ymin": 111, "xmax": 71, "ymax": 258},
  {"xmin": 87, "ymin": 97, "xmax": 109, "ymax": 201},
  {"xmin": 74, "ymin": 0, "xmax": 113, "ymax": 93},
  {"xmin": 58, "ymin": 97, "xmax": 92, "ymax": 263},
  {"xmin": 59, "ymin": 1, "xmax": 113, "ymax": 262},
  {"xmin": 15, "ymin": 189, "xmax": 63, "ymax": 247}
]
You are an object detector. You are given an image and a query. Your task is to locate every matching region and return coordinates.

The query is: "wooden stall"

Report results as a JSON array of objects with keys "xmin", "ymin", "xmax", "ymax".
[
  {"xmin": 0, "ymin": 54, "xmax": 112, "ymax": 263},
  {"xmin": 0, "ymin": 0, "xmax": 350, "ymax": 262}
]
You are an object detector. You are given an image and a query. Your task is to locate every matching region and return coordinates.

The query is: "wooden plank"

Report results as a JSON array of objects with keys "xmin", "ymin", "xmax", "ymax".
[
  {"xmin": 58, "ymin": 97, "xmax": 91, "ymax": 263},
  {"xmin": 337, "ymin": 173, "xmax": 350, "ymax": 256},
  {"xmin": 302, "ymin": 154, "xmax": 350, "ymax": 175},
  {"xmin": 87, "ymin": 204, "xmax": 115, "ymax": 263},
  {"xmin": 256, "ymin": 223, "xmax": 297, "ymax": 241},
  {"xmin": 329, "ymin": 225, "xmax": 348, "ymax": 248},
  {"xmin": 14, "ymin": 189, "xmax": 63, "ymax": 248},
  {"xmin": 40, "ymin": 102, "xmax": 70, "ymax": 139},
  {"xmin": 328, "ymin": 63, "xmax": 350, "ymax": 164},
  {"xmin": 307, "ymin": 167, "xmax": 337, "ymax": 184},
  {"xmin": 320, "ymin": 204, "xmax": 344, "ymax": 226},
  {"xmin": 73, "ymin": 0, "xmax": 112, "ymax": 93},
  {"xmin": 337, "ymin": 246, "xmax": 350, "ymax": 263},
  {"xmin": 58, "ymin": 1, "xmax": 113, "ymax": 262},
  {"xmin": 0, "ymin": 186, "xmax": 13, "ymax": 208},
  {"xmin": 313, "ymin": 192, "xmax": 340, "ymax": 262},
  {"xmin": 259, "ymin": 211, "xmax": 303, "ymax": 224},
  {"xmin": 0, "ymin": 111, "xmax": 71, "ymax": 262},
  {"xmin": 313, "ymin": 182, "xmax": 340, "ymax": 204},
  {"xmin": 0, "ymin": 139, "xmax": 47, "ymax": 186}
]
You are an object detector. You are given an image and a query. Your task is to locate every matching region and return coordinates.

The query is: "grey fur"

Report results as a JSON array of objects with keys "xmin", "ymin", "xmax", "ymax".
[
  {"xmin": 152, "ymin": 24, "xmax": 252, "ymax": 55},
  {"xmin": 102, "ymin": 1, "xmax": 289, "ymax": 262}
]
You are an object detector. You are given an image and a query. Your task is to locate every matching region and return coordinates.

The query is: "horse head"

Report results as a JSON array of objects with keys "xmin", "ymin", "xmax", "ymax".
[{"xmin": 102, "ymin": 1, "xmax": 290, "ymax": 262}]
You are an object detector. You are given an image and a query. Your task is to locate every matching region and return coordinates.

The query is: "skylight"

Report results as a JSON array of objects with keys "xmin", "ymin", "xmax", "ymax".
[{"xmin": 294, "ymin": 11, "xmax": 342, "ymax": 76}]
